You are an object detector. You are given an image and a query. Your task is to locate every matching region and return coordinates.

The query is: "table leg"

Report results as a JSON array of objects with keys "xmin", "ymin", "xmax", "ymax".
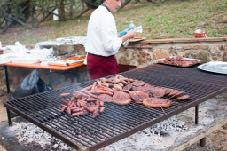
[
  {"xmin": 4, "ymin": 66, "xmax": 10, "ymax": 93},
  {"xmin": 48, "ymin": 70, "xmax": 53, "ymax": 87}
]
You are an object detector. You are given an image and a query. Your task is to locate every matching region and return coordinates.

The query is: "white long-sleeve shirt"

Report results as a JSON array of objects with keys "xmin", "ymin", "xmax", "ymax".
[{"xmin": 85, "ymin": 5, "xmax": 122, "ymax": 57}]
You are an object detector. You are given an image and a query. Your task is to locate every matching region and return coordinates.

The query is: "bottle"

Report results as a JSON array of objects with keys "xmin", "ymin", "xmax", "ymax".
[
  {"xmin": 128, "ymin": 20, "xmax": 135, "ymax": 32},
  {"xmin": 118, "ymin": 28, "xmax": 129, "ymax": 37}
]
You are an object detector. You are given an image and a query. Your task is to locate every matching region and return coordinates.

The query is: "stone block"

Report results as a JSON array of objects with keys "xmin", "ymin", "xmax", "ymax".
[
  {"xmin": 223, "ymin": 45, "xmax": 227, "ymax": 51},
  {"xmin": 137, "ymin": 50, "xmax": 153, "ymax": 65},
  {"xmin": 183, "ymin": 45, "xmax": 209, "ymax": 51},
  {"xmin": 153, "ymin": 49, "xmax": 169, "ymax": 60},
  {"xmin": 183, "ymin": 50, "xmax": 209, "ymax": 62},
  {"xmin": 183, "ymin": 45, "xmax": 193, "ymax": 50},
  {"xmin": 116, "ymin": 49, "xmax": 134, "ymax": 65}
]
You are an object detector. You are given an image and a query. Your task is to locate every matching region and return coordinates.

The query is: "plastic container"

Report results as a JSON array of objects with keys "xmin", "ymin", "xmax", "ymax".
[
  {"xmin": 193, "ymin": 32, "xmax": 207, "ymax": 38},
  {"xmin": 193, "ymin": 28, "xmax": 207, "ymax": 38},
  {"xmin": 128, "ymin": 20, "xmax": 135, "ymax": 31}
]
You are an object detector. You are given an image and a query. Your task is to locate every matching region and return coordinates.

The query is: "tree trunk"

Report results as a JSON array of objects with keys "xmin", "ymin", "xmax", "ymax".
[{"xmin": 59, "ymin": 0, "xmax": 65, "ymax": 21}]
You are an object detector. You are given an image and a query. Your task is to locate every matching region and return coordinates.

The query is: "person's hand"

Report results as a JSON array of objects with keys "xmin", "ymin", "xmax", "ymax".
[
  {"xmin": 126, "ymin": 31, "xmax": 136, "ymax": 39},
  {"xmin": 121, "ymin": 31, "xmax": 136, "ymax": 43}
]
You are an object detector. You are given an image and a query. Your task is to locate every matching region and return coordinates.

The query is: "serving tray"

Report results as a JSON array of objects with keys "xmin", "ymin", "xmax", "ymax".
[{"xmin": 198, "ymin": 61, "xmax": 227, "ymax": 75}]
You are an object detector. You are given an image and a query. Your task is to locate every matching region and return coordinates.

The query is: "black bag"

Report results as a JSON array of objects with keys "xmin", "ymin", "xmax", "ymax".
[{"xmin": 12, "ymin": 69, "xmax": 52, "ymax": 99}]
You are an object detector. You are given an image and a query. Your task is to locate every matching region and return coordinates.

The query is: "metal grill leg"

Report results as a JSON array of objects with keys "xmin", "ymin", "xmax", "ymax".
[
  {"xmin": 200, "ymin": 138, "xmax": 206, "ymax": 147},
  {"xmin": 195, "ymin": 105, "xmax": 199, "ymax": 124},
  {"xmin": 195, "ymin": 105, "xmax": 206, "ymax": 147},
  {"xmin": 6, "ymin": 108, "xmax": 12, "ymax": 126}
]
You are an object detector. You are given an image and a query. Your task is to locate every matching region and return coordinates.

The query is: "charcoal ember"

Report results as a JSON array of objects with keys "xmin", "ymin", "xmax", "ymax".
[
  {"xmin": 129, "ymin": 91, "xmax": 149, "ymax": 104},
  {"xmin": 113, "ymin": 91, "xmax": 131, "ymax": 105},
  {"xmin": 143, "ymin": 98, "xmax": 172, "ymax": 108}
]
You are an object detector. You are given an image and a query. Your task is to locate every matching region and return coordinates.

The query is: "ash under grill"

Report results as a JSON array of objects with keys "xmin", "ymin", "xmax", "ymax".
[{"xmin": 5, "ymin": 64, "xmax": 227, "ymax": 151}]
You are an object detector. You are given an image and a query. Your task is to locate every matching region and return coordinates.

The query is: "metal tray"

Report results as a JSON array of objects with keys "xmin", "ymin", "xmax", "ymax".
[{"xmin": 198, "ymin": 61, "xmax": 227, "ymax": 75}]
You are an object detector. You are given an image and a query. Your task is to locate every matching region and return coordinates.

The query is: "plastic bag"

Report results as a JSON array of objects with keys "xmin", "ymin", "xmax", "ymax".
[{"xmin": 12, "ymin": 69, "xmax": 52, "ymax": 99}]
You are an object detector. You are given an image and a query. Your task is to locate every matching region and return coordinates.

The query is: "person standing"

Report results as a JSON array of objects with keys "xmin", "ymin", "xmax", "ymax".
[{"xmin": 85, "ymin": 0, "xmax": 135, "ymax": 80}]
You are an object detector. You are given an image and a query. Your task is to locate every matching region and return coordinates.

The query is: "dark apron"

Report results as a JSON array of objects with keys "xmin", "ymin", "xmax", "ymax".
[{"xmin": 87, "ymin": 53, "xmax": 119, "ymax": 80}]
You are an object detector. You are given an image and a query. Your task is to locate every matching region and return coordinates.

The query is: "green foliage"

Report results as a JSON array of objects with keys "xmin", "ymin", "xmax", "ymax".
[{"xmin": 0, "ymin": 0, "xmax": 226, "ymax": 44}]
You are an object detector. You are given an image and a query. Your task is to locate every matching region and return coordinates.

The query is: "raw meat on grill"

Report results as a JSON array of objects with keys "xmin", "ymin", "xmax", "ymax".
[
  {"xmin": 60, "ymin": 92, "xmax": 71, "ymax": 97},
  {"xmin": 129, "ymin": 91, "xmax": 149, "ymax": 104},
  {"xmin": 176, "ymin": 95, "xmax": 190, "ymax": 100},
  {"xmin": 167, "ymin": 90, "xmax": 184, "ymax": 99},
  {"xmin": 148, "ymin": 87, "xmax": 167, "ymax": 98},
  {"xmin": 59, "ymin": 74, "xmax": 190, "ymax": 117},
  {"xmin": 113, "ymin": 84, "xmax": 123, "ymax": 91},
  {"xmin": 132, "ymin": 81, "xmax": 145, "ymax": 87},
  {"xmin": 160, "ymin": 56, "xmax": 200, "ymax": 67},
  {"xmin": 98, "ymin": 94, "xmax": 113, "ymax": 102},
  {"xmin": 122, "ymin": 83, "xmax": 133, "ymax": 91},
  {"xmin": 143, "ymin": 98, "xmax": 172, "ymax": 108},
  {"xmin": 113, "ymin": 91, "xmax": 131, "ymax": 105},
  {"xmin": 132, "ymin": 84, "xmax": 155, "ymax": 92}
]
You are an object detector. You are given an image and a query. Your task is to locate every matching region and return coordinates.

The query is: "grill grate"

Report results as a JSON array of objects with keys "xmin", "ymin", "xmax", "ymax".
[{"xmin": 5, "ymin": 64, "xmax": 227, "ymax": 151}]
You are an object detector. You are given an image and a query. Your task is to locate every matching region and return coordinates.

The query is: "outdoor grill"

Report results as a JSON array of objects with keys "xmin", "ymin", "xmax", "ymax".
[{"xmin": 4, "ymin": 64, "xmax": 227, "ymax": 151}]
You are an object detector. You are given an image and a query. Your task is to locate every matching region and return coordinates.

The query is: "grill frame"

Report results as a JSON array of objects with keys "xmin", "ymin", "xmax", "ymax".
[{"xmin": 5, "ymin": 64, "xmax": 227, "ymax": 151}]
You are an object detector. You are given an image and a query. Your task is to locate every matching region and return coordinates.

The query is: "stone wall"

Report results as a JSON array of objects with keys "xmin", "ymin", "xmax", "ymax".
[
  {"xmin": 39, "ymin": 37, "xmax": 227, "ymax": 68},
  {"xmin": 0, "ymin": 37, "xmax": 226, "ymax": 95},
  {"xmin": 116, "ymin": 37, "xmax": 227, "ymax": 67}
]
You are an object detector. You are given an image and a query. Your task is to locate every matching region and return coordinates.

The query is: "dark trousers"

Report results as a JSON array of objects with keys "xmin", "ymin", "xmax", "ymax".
[{"xmin": 87, "ymin": 53, "xmax": 119, "ymax": 80}]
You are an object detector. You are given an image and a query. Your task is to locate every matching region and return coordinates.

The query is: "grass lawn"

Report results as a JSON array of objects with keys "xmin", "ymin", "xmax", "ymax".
[{"xmin": 0, "ymin": 0, "xmax": 226, "ymax": 45}]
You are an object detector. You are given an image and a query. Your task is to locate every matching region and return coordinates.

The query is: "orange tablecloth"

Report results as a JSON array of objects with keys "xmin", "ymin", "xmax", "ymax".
[
  {"xmin": 4, "ymin": 61, "xmax": 84, "ymax": 70},
  {"xmin": 1, "ymin": 56, "xmax": 85, "ymax": 70}
]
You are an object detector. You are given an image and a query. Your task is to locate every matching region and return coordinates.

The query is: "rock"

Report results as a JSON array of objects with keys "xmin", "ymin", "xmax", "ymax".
[
  {"xmin": 183, "ymin": 50, "xmax": 209, "ymax": 62},
  {"xmin": 153, "ymin": 49, "xmax": 169, "ymax": 60},
  {"xmin": 223, "ymin": 124, "xmax": 227, "ymax": 130},
  {"xmin": 222, "ymin": 15, "xmax": 227, "ymax": 23}
]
